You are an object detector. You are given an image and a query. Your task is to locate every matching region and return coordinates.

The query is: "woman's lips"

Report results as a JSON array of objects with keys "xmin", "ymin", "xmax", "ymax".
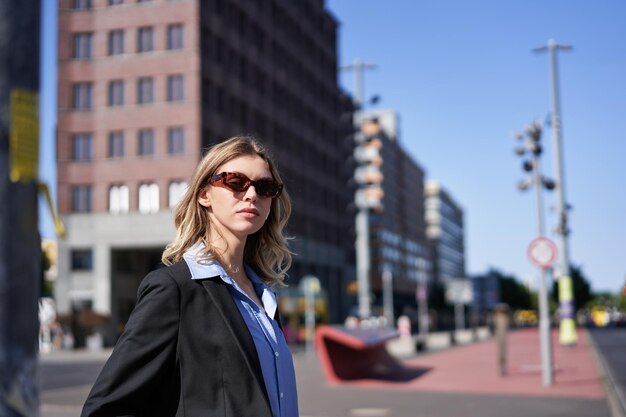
[{"xmin": 238, "ymin": 208, "xmax": 260, "ymax": 218}]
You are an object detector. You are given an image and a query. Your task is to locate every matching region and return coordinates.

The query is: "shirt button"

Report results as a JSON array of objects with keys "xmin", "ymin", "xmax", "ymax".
[
  {"xmin": 275, "ymin": 351, "xmax": 279, "ymax": 357},
  {"xmin": 280, "ymin": 392, "xmax": 284, "ymax": 399}
]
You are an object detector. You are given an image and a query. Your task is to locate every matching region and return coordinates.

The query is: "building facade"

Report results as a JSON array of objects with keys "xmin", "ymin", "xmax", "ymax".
[
  {"xmin": 358, "ymin": 110, "xmax": 431, "ymax": 317},
  {"xmin": 424, "ymin": 181, "xmax": 466, "ymax": 285},
  {"xmin": 56, "ymin": 0, "xmax": 352, "ymax": 344}
]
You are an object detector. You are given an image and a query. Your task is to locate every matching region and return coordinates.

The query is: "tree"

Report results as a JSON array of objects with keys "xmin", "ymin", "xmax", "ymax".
[
  {"xmin": 41, "ymin": 248, "xmax": 54, "ymax": 298},
  {"xmin": 489, "ymin": 268, "xmax": 532, "ymax": 310},
  {"xmin": 551, "ymin": 264, "xmax": 592, "ymax": 311}
]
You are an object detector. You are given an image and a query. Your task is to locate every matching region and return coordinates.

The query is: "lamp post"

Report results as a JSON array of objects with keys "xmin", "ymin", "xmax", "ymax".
[
  {"xmin": 514, "ymin": 120, "xmax": 555, "ymax": 387},
  {"xmin": 341, "ymin": 59, "xmax": 378, "ymax": 320},
  {"xmin": 0, "ymin": 1, "xmax": 42, "ymax": 415},
  {"xmin": 533, "ymin": 39, "xmax": 577, "ymax": 346}
]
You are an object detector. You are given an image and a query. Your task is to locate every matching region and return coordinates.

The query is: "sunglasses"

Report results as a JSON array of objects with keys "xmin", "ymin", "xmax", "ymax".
[{"xmin": 209, "ymin": 172, "xmax": 283, "ymax": 198}]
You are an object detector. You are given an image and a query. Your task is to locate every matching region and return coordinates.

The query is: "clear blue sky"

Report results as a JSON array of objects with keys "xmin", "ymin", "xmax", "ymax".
[
  {"xmin": 326, "ymin": 0, "xmax": 626, "ymax": 293},
  {"xmin": 39, "ymin": 0, "xmax": 625, "ymax": 293}
]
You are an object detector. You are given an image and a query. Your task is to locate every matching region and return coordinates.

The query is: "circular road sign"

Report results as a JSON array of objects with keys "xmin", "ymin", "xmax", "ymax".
[{"xmin": 527, "ymin": 237, "xmax": 558, "ymax": 269}]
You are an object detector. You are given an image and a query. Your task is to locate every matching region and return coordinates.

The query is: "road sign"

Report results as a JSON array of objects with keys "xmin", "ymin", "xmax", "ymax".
[
  {"xmin": 445, "ymin": 279, "xmax": 473, "ymax": 305},
  {"xmin": 527, "ymin": 237, "xmax": 558, "ymax": 269}
]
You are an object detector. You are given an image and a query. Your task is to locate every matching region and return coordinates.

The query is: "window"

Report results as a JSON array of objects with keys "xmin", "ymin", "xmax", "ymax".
[
  {"xmin": 167, "ymin": 24, "xmax": 184, "ymax": 50},
  {"xmin": 108, "ymin": 80, "xmax": 124, "ymax": 106},
  {"xmin": 139, "ymin": 183, "xmax": 159, "ymax": 213},
  {"xmin": 72, "ymin": 82, "xmax": 93, "ymax": 110},
  {"xmin": 109, "ymin": 0, "xmax": 124, "ymax": 5},
  {"xmin": 108, "ymin": 30, "xmax": 124, "ymax": 55},
  {"xmin": 137, "ymin": 77, "xmax": 154, "ymax": 104},
  {"xmin": 109, "ymin": 185, "xmax": 129, "ymax": 214},
  {"xmin": 168, "ymin": 181, "xmax": 188, "ymax": 208},
  {"xmin": 108, "ymin": 131, "xmax": 125, "ymax": 158},
  {"xmin": 73, "ymin": 0, "xmax": 92, "ymax": 9},
  {"xmin": 167, "ymin": 75, "xmax": 184, "ymax": 101},
  {"xmin": 137, "ymin": 129, "xmax": 155, "ymax": 156},
  {"xmin": 167, "ymin": 127, "xmax": 185, "ymax": 154},
  {"xmin": 71, "ymin": 249, "xmax": 93, "ymax": 271},
  {"xmin": 137, "ymin": 27, "xmax": 154, "ymax": 53},
  {"xmin": 72, "ymin": 185, "xmax": 92, "ymax": 213},
  {"xmin": 72, "ymin": 133, "xmax": 93, "ymax": 161},
  {"xmin": 73, "ymin": 32, "xmax": 93, "ymax": 59}
]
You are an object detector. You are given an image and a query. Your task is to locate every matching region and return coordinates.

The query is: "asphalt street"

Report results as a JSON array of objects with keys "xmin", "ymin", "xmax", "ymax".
[{"xmin": 38, "ymin": 327, "xmax": 625, "ymax": 417}]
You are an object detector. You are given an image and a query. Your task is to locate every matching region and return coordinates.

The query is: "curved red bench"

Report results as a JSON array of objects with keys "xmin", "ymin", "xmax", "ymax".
[{"xmin": 315, "ymin": 325, "xmax": 429, "ymax": 383}]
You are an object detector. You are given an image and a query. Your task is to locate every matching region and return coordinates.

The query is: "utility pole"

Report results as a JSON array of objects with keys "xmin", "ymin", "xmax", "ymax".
[
  {"xmin": 341, "ymin": 59, "xmax": 377, "ymax": 320},
  {"xmin": 341, "ymin": 59, "xmax": 377, "ymax": 108},
  {"xmin": 0, "ymin": 1, "xmax": 42, "ymax": 416},
  {"xmin": 514, "ymin": 120, "xmax": 555, "ymax": 387},
  {"xmin": 533, "ymin": 39, "xmax": 577, "ymax": 346}
]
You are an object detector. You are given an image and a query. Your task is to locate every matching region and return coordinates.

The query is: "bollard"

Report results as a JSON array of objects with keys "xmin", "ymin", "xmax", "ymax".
[
  {"xmin": 494, "ymin": 303, "xmax": 510, "ymax": 376},
  {"xmin": 397, "ymin": 315, "xmax": 411, "ymax": 339}
]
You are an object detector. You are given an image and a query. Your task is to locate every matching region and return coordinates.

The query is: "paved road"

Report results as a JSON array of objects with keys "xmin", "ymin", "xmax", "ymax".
[
  {"xmin": 38, "ymin": 327, "xmax": 624, "ymax": 417},
  {"xmin": 589, "ymin": 327, "xmax": 626, "ymax": 417}
]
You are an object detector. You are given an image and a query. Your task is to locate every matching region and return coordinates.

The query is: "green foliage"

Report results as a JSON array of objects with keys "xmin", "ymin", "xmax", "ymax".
[
  {"xmin": 490, "ymin": 268, "xmax": 532, "ymax": 310},
  {"xmin": 551, "ymin": 264, "xmax": 592, "ymax": 310},
  {"xmin": 41, "ymin": 249, "xmax": 54, "ymax": 298},
  {"xmin": 619, "ymin": 293, "xmax": 626, "ymax": 312}
]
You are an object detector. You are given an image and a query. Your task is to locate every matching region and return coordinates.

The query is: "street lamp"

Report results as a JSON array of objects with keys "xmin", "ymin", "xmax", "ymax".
[{"xmin": 513, "ymin": 119, "xmax": 555, "ymax": 387}]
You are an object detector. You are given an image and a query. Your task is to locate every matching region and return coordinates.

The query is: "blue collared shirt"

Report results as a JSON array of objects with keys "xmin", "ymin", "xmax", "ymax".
[{"xmin": 183, "ymin": 245, "xmax": 298, "ymax": 417}]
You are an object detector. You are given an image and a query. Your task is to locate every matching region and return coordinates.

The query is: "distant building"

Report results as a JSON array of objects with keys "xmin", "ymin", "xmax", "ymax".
[
  {"xmin": 424, "ymin": 181, "xmax": 466, "ymax": 285},
  {"xmin": 56, "ymin": 0, "xmax": 352, "ymax": 344},
  {"xmin": 471, "ymin": 270, "xmax": 501, "ymax": 312},
  {"xmin": 358, "ymin": 109, "xmax": 431, "ymax": 316}
]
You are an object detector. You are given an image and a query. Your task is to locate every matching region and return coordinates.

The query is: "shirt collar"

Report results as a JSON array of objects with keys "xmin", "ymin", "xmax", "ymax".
[{"xmin": 183, "ymin": 243, "xmax": 277, "ymax": 318}]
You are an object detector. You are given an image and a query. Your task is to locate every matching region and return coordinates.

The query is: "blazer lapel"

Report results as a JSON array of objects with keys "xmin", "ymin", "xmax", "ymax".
[{"xmin": 199, "ymin": 278, "xmax": 270, "ymax": 405}]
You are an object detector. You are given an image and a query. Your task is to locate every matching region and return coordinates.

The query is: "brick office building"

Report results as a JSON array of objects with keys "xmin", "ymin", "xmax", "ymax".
[{"xmin": 56, "ymin": 0, "xmax": 352, "ymax": 344}]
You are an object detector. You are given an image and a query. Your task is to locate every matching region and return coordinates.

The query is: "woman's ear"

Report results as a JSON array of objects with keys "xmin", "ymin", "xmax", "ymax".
[{"xmin": 198, "ymin": 187, "xmax": 211, "ymax": 208}]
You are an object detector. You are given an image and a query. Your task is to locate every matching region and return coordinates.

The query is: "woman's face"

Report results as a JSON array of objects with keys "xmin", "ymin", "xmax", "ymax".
[{"xmin": 199, "ymin": 155, "xmax": 274, "ymax": 242}]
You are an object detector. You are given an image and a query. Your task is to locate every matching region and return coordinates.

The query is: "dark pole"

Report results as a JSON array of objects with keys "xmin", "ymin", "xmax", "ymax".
[{"xmin": 0, "ymin": 0, "xmax": 42, "ymax": 415}]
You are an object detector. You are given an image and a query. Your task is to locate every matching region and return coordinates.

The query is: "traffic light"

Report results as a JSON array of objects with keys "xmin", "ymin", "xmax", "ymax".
[{"xmin": 354, "ymin": 118, "xmax": 384, "ymax": 212}]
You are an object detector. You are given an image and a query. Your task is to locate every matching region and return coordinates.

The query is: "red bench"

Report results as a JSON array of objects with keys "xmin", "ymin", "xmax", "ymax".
[{"xmin": 315, "ymin": 325, "xmax": 429, "ymax": 383}]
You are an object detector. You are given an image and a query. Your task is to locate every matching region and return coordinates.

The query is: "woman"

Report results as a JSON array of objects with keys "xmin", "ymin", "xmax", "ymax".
[{"xmin": 82, "ymin": 136, "xmax": 298, "ymax": 417}]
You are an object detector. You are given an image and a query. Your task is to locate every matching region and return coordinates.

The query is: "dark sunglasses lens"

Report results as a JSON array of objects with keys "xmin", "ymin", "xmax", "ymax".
[
  {"xmin": 255, "ymin": 180, "xmax": 281, "ymax": 197},
  {"xmin": 223, "ymin": 173, "xmax": 249, "ymax": 191}
]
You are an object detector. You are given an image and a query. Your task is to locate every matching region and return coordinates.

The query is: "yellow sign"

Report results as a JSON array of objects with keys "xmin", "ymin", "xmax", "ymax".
[
  {"xmin": 10, "ymin": 89, "xmax": 39, "ymax": 182},
  {"xmin": 38, "ymin": 182, "xmax": 66, "ymax": 238}
]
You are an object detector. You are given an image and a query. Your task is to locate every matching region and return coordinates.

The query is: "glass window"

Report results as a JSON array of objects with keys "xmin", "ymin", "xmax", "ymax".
[
  {"xmin": 109, "ymin": 185, "xmax": 129, "ymax": 214},
  {"xmin": 71, "ymin": 249, "xmax": 93, "ymax": 270},
  {"xmin": 137, "ymin": 77, "xmax": 154, "ymax": 104},
  {"xmin": 108, "ymin": 131, "xmax": 125, "ymax": 158},
  {"xmin": 109, "ymin": 0, "xmax": 124, "ymax": 5},
  {"xmin": 167, "ymin": 24, "xmax": 184, "ymax": 50},
  {"xmin": 72, "ymin": 133, "xmax": 93, "ymax": 161},
  {"xmin": 137, "ymin": 27, "xmax": 154, "ymax": 53},
  {"xmin": 108, "ymin": 80, "xmax": 125, "ymax": 106},
  {"xmin": 73, "ymin": 32, "xmax": 93, "ymax": 59},
  {"xmin": 73, "ymin": 0, "xmax": 92, "ymax": 9},
  {"xmin": 72, "ymin": 185, "xmax": 92, "ymax": 213},
  {"xmin": 168, "ymin": 181, "xmax": 188, "ymax": 208},
  {"xmin": 167, "ymin": 127, "xmax": 185, "ymax": 154},
  {"xmin": 137, "ymin": 129, "xmax": 155, "ymax": 156},
  {"xmin": 72, "ymin": 82, "xmax": 93, "ymax": 110},
  {"xmin": 167, "ymin": 75, "xmax": 184, "ymax": 101},
  {"xmin": 139, "ymin": 183, "xmax": 159, "ymax": 214},
  {"xmin": 108, "ymin": 30, "xmax": 124, "ymax": 55}
]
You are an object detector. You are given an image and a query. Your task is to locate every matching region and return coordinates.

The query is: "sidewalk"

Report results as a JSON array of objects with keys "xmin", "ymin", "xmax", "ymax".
[
  {"xmin": 39, "ymin": 328, "xmax": 618, "ymax": 417},
  {"xmin": 296, "ymin": 327, "xmax": 614, "ymax": 417}
]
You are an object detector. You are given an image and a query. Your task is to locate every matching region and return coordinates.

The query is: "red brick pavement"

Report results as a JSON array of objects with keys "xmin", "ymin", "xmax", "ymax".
[{"xmin": 344, "ymin": 328, "xmax": 606, "ymax": 399}]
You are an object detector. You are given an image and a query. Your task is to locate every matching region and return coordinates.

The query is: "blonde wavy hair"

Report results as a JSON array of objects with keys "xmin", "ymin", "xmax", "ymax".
[{"xmin": 162, "ymin": 136, "xmax": 292, "ymax": 287}]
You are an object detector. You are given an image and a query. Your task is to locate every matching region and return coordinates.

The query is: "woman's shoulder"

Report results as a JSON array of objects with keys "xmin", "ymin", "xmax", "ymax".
[{"xmin": 142, "ymin": 260, "xmax": 193, "ymax": 288}]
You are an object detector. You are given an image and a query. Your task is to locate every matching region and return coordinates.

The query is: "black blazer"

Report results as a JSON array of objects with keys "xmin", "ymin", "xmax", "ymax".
[{"xmin": 81, "ymin": 261, "xmax": 275, "ymax": 417}]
